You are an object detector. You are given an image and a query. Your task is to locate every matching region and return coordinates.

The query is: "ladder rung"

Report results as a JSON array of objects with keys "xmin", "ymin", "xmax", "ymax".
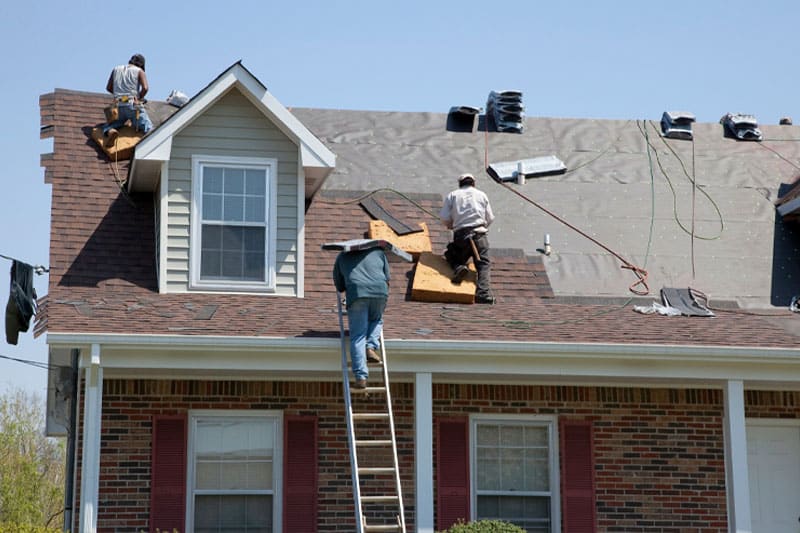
[
  {"xmin": 351, "ymin": 386, "xmax": 386, "ymax": 394},
  {"xmin": 356, "ymin": 439, "xmax": 393, "ymax": 447},
  {"xmin": 358, "ymin": 467, "xmax": 396, "ymax": 474},
  {"xmin": 361, "ymin": 494, "xmax": 400, "ymax": 502},
  {"xmin": 364, "ymin": 524, "xmax": 402, "ymax": 532},
  {"xmin": 352, "ymin": 412, "xmax": 389, "ymax": 420}
]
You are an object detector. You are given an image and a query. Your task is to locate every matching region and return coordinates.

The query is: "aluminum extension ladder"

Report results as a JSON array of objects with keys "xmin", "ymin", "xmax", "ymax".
[{"xmin": 337, "ymin": 295, "xmax": 407, "ymax": 533}]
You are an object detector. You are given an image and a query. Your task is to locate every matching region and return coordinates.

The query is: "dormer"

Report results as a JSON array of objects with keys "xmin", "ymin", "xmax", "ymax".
[{"xmin": 128, "ymin": 62, "xmax": 336, "ymax": 296}]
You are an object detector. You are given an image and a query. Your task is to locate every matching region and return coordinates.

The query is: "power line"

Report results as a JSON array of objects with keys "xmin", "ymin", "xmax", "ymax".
[
  {"xmin": 0, "ymin": 253, "xmax": 49, "ymax": 275},
  {"xmin": 0, "ymin": 353, "xmax": 62, "ymax": 371}
]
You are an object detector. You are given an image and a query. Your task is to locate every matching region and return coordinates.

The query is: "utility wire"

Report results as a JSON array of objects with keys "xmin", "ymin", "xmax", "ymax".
[
  {"xmin": 0, "ymin": 353, "xmax": 61, "ymax": 371},
  {"xmin": 0, "ymin": 253, "xmax": 49, "ymax": 275}
]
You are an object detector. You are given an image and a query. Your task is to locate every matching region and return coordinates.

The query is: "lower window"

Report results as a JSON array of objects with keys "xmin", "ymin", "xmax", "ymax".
[
  {"xmin": 188, "ymin": 411, "xmax": 282, "ymax": 532},
  {"xmin": 471, "ymin": 416, "xmax": 558, "ymax": 532}
]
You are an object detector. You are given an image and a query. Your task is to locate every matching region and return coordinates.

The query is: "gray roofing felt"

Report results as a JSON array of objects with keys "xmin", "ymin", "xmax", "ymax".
[{"xmin": 292, "ymin": 108, "xmax": 800, "ymax": 308}]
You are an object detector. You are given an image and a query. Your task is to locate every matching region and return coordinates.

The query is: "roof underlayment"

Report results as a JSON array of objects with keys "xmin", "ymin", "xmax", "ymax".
[{"xmin": 292, "ymin": 109, "xmax": 800, "ymax": 308}]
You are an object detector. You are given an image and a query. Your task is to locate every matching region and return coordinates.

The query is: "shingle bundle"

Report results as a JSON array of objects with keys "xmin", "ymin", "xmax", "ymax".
[
  {"xmin": 486, "ymin": 90, "xmax": 524, "ymax": 133},
  {"xmin": 720, "ymin": 113, "xmax": 763, "ymax": 141}
]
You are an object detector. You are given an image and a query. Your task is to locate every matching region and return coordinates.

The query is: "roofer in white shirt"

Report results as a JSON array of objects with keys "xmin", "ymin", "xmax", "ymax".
[{"xmin": 439, "ymin": 173, "xmax": 496, "ymax": 304}]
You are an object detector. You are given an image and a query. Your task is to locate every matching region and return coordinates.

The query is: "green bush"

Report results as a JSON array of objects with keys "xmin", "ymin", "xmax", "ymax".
[{"xmin": 437, "ymin": 519, "xmax": 526, "ymax": 533}]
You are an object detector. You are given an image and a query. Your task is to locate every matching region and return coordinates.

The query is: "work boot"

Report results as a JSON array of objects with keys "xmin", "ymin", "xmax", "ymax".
[
  {"xmin": 451, "ymin": 265, "xmax": 469, "ymax": 284},
  {"xmin": 105, "ymin": 128, "xmax": 119, "ymax": 148},
  {"xmin": 353, "ymin": 379, "xmax": 367, "ymax": 390},
  {"xmin": 366, "ymin": 348, "xmax": 382, "ymax": 364},
  {"xmin": 475, "ymin": 294, "xmax": 496, "ymax": 304}
]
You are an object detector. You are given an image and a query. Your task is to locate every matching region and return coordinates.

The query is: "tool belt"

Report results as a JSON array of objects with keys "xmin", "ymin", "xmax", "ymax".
[
  {"xmin": 104, "ymin": 95, "xmax": 142, "ymax": 123},
  {"xmin": 453, "ymin": 226, "xmax": 485, "ymax": 243}
]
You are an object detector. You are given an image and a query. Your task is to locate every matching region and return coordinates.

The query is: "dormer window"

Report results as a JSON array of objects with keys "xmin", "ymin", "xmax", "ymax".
[{"xmin": 190, "ymin": 155, "xmax": 277, "ymax": 292}]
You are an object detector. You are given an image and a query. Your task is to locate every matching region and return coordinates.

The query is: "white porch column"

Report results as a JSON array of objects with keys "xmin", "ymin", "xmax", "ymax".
[
  {"xmin": 415, "ymin": 372, "xmax": 434, "ymax": 532},
  {"xmin": 80, "ymin": 344, "xmax": 103, "ymax": 533},
  {"xmin": 724, "ymin": 380, "xmax": 751, "ymax": 533}
]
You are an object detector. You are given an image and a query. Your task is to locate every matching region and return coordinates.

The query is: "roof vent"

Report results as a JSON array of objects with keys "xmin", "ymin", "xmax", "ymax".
[
  {"xmin": 660, "ymin": 111, "xmax": 696, "ymax": 140},
  {"xmin": 720, "ymin": 112, "xmax": 763, "ymax": 141},
  {"xmin": 447, "ymin": 105, "xmax": 480, "ymax": 132},
  {"xmin": 486, "ymin": 90, "xmax": 524, "ymax": 133},
  {"xmin": 780, "ymin": 116, "xmax": 793, "ymax": 126},
  {"xmin": 487, "ymin": 155, "xmax": 566, "ymax": 182}
]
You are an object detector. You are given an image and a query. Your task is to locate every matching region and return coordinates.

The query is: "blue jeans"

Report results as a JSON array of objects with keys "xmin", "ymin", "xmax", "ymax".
[
  {"xmin": 347, "ymin": 297, "xmax": 386, "ymax": 381},
  {"xmin": 103, "ymin": 102, "xmax": 153, "ymax": 134}
]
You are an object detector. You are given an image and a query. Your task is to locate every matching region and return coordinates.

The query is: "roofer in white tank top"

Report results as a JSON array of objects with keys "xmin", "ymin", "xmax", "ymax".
[{"xmin": 101, "ymin": 54, "xmax": 153, "ymax": 146}]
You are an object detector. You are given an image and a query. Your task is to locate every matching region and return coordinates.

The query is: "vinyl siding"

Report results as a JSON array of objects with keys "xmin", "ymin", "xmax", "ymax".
[{"xmin": 165, "ymin": 88, "xmax": 300, "ymax": 294}]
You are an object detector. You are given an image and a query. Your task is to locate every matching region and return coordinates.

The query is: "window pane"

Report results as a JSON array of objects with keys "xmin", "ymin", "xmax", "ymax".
[
  {"xmin": 222, "ymin": 226, "xmax": 244, "ymax": 253},
  {"xmin": 500, "ymin": 426, "xmax": 524, "ymax": 446},
  {"xmin": 477, "ymin": 424, "xmax": 498, "ymax": 446},
  {"xmin": 224, "ymin": 168, "xmax": 245, "ymax": 194},
  {"xmin": 525, "ymin": 448, "xmax": 549, "ymax": 491},
  {"xmin": 196, "ymin": 462, "xmax": 220, "ymax": 490},
  {"xmin": 222, "ymin": 251, "xmax": 243, "ymax": 278},
  {"xmin": 200, "ymin": 250, "xmax": 221, "ymax": 278},
  {"xmin": 204, "ymin": 167, "xmax": 223, "ymax": 193},
  {"xmin": 244, "ymin": 252, "xmax": 265, "ymax": 282},
  {"xmin": 477, "ymin": 495, "xmax": 550, "ymax": 530},
  {"xmin": 223, "ymin": 195, "xmax": 245, "ymax": 222},
  {"xmin": 244, "ymin": 228, "xmax": 266, "ymax": 253},
  {"xmin": 477, "ymin": 446, "xmax": 499, "ymax": 490},
  {"xmin": 195, "ymin": 494, "xmax": 272, "ymax": 533},
  {"xmin": 245, "ymin": 196, "xmax": 266, "ymax": 223},
  {"xmin": 203, "ymin": 193, "xmax": 223, "ymax": 220},
  {"xmin": 248, "ymin": 461, "xmax": 272, "ymax": 490},
  {"xmin": 246, "ymin": 168, "xmax": 267, "ymax": 195},
  {"xmin": 501, "ymin": 447, "xmax": 525, "ymax": 490},
  {"xmin": 525, "ymin": 426, "xmax": 548, "ymax": 447},
  {"xmin": 201, "ymin": 225, "xmax": 223, "ymax": 250}
]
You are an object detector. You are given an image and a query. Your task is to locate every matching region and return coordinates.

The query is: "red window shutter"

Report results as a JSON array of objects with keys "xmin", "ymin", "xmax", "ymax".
[
  {"xmin": 283, "ymin": 416, "xmax": 318, "ymax": 533},
  {"xmin": 560, "ymin": 420, "xmax": 597, "ymax": 533},
  {"xmin": 436, "ymin": 417, "xmax": 470, "ymax": 530},
  {"xmin": 150, "ymin": 414, "xmax": 187, "ymax": 533}
]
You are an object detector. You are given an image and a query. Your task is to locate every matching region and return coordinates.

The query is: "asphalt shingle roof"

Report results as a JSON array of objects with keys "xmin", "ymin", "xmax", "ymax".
[{"xmin": 38, "ymin": 89, "xmax": 800, "ymax": 349}]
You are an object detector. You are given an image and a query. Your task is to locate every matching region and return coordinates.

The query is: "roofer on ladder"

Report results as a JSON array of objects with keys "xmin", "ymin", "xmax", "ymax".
[
  {"xmin": 440, "ymin": 173, "xmax": 496, "ymax": 304},
  {"xmin": 102, "ymin": 54, "xmax": 153, "ymax": 147},
  {"xmin": 333, "ymin": 247, "xmax": 389, "ymax": 389}
]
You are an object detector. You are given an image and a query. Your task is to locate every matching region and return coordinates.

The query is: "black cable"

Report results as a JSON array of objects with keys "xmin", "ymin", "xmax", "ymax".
[
  {"xmin": 0, "ymin": 353, "xmax": 63, "ymax": 371},
  {"xmin": 0, "ymin": 253, "xmax": 49, "ymax": 275}
]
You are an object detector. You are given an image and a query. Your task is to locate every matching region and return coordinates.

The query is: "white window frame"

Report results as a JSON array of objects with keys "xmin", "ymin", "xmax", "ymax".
[
  {"xmin": 190, "ymin": 155, "xmax": 278, "ymax": 292},
  {"xmin": 185, "ymin": 410, "xmax": 283, "ymax": 533},
  {"xmin": 470, "ymin": 414, "xmax": 560, "ymax": 532}
]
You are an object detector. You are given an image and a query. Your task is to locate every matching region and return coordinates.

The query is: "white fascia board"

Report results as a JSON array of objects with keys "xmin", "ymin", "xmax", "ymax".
[
  {"xmin": 777, "ymin": 195, "xmax": 800, "ymax": 216},
  {"xmin": 233, "ymin": 67, "xmax": 335, "ymax": 171},
  {"xmin": 133, "ymin": 63, "xmax": 334, "ymax": 185},
  {"xmin": 135, "ymin": 70, "xmax": 239, "ymax": 162},
  {"xmin": 46, "ymin": 333, "xmax": 800, "ymax": 386}
]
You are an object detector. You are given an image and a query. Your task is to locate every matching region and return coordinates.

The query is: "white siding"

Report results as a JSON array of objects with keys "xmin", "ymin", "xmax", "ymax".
[{"xmin": 165, "ymin": 88, "xmax": 300, "ymax": 295}]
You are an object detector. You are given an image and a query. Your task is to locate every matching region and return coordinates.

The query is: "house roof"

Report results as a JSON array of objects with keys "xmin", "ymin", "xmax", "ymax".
[{"xmin": 39, "ymin": 88, "xmax": 800, "ymax": 350}]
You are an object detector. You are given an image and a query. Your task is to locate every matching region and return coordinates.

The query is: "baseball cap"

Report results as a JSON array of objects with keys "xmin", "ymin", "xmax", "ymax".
[{"xmin": 458, "ymin": 173, "xmax": 475, "ymax": 186}]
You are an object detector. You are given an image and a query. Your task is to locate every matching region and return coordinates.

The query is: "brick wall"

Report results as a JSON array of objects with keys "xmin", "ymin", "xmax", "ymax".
[
  {"xmin": 433, "ymin": 385, "xmax": 728, "ymax": 532},
  {"xmin": 74, "ymin": 379, "xmax": 415, "ymax": 532},
  {"xmin": 71, "ymin": 381, "xmax": 800, "ymax": 532}
]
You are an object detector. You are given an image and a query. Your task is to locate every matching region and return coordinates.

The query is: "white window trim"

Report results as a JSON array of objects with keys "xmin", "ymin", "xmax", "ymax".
[
  {"xmin": 469, "ymin": 414, "xmax": 561, "ymax": 532},
  {"xmin": 185, "ymin": 409, "xmax": 283, "ymax": 533},
  {"xmin": 190, "ymin": 155, "xmax": 278, "ymax": 292}
]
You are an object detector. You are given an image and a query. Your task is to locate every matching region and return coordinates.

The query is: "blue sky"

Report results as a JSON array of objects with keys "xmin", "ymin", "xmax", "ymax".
[{"xmin": 1, "ymin": 0, "xmax": 799, "ymax": 394}]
